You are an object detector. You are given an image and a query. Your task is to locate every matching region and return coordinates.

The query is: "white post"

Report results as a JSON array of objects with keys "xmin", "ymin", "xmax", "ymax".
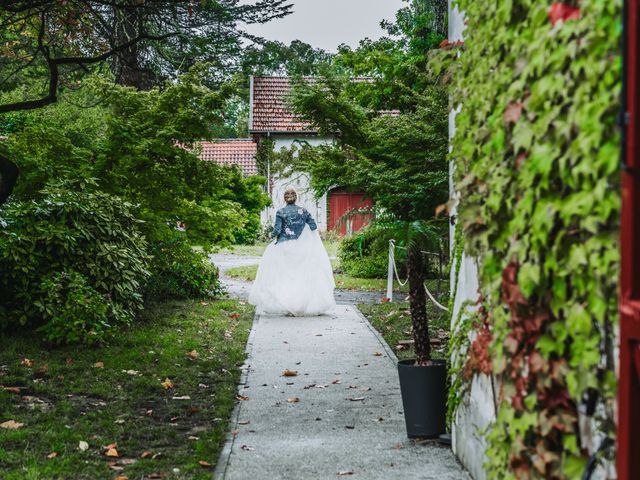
[{"xmin": 386, "ymin": 239, "xmax": 395, "ymax": 302}]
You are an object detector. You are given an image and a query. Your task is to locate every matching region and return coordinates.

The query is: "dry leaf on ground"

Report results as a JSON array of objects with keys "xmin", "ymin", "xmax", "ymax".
[
  {"xmin": 186, "ymin": 350, "xmax": 199, "ymax": 360},
  {"xmin": 238, "ymin": 420, "xmax": 250, "ymax": 425},
  {"xmin": 240, "ymin": 445, "xmax": 254, "ymax": 451},
  {"xmin": 94, "ymin": 362, "xmax": 104, "ymax": 368},
  {"xmin": 198, "ymin": 460, "xmax": 212, "ymax": 467},
  {"xmin": 47, "ymin": 452, "xmax": 58, "ymax": 459},
  {"xmin": 348, "ymin": 397, "xmax": 365, "ymax": 402},
  {"xmin": 373, "ymin": 352, "xmax": 383, "ymax": 357},
  {"xmin": 78, "ymin": 441, "xmax": 89, "ymax": 451},
  {"xmin": 21, "ymin": 358, "xmax": 33, "ymax": 367},
  {"xmin": 115, "ymin": 476, "xmax": 129, "ymax": 480},
  {"xmin": 2, "ymin": 387, "xmax": 21, "ymax": 394},
  {"xmin": 161, "ymin": 378, "xmax": 174, "ymax": 390},
  {"xmin": 282, "ymin": 369, "xmax": 298, "ymax": 377},
  {"xmin": 140, "ymin": 451, "xmax": 153, "ymax": 459},
  {"xmin": 286, "ymin": 397, "xmax": 300, "ymax": 403},
  {"xmin": 337, "ymin": 471, "xmax": 355, "ymax": 476},
  {"xmin": 0, "ymin": 420, "xmax": 24, "ymax": 429}
]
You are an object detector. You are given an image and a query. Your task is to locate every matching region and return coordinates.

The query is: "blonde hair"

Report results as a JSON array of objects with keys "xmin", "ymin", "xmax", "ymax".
[{"xmin": 284, "ymin": 188, "xmax": 297, "ymax": 205}]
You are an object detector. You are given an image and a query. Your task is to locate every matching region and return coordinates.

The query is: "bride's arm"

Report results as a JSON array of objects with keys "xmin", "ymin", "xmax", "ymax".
[
  {"xmin": 272, "ymin": 212, "xmax": 283, "ymax": 241},
  {"xmin": 305, "ymin": 210, "xmax": 318, "ymax": 231}
]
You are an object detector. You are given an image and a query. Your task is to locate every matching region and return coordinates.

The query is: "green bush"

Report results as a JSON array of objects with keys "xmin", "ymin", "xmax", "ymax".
[
  {"xmin": 0, "ymin": 184, "xmax": 150, "ymax": 341},
  {"xmin": 36, "ymin": 271, "xmax": 110, "ymax": 345},
  {"xmin": 339, "ymin": 228, "xmax": 400, "ymax": 278},
  {"xmin": 145, "ymin": 232, "xmax": 222, "ymax": 300}
]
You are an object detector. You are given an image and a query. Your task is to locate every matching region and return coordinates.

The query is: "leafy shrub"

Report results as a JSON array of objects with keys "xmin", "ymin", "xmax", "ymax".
[
  {"xmin": 36, "ymin": 271, "xmax": 110, "ymax": 345},
  {"xmin": 145, "ymin": 232, "xmax": 222, "ymax": 300},
  {"xmin": 339, "ymin": 228, "xmax": 400, "ymax": 278},
  {"xmin": 0, "ymin": 184, "xmax": 150, "ymax": 340}
]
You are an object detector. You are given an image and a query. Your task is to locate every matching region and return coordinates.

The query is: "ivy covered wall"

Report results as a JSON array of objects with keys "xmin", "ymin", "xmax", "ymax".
[{"xmin": 448, "ymin": 1, "xmax": 622, "ymax": 478}]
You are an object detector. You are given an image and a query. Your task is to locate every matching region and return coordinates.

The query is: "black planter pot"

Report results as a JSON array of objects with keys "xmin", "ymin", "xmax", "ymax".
[{"xmin": 397, "ymin": 359, "xmax": 447, "ymax": 438}]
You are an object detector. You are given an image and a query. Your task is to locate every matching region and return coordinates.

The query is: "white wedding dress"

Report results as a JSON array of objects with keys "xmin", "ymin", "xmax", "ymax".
[{"xmin": 249, "ymin": 225, "xmax": 336, "ymax": 316}]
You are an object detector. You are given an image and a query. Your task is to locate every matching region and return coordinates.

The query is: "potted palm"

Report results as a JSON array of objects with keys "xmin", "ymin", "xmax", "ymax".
[{"xmin": 390, "ymin": 220, "xmax": 448, "ymax": 438}]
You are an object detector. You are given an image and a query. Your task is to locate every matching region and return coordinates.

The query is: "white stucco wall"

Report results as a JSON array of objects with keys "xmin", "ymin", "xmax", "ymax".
[
  {"xmin": 448, "ymin": 3, "xmax": 496, "ymax": 479},
  {"xmin": 260, "ymin": 136, "xmax": 333, "ymax": 232}
]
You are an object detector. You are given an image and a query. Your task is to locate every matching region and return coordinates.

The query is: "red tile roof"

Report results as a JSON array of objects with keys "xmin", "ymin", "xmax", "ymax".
[
  {"xmin": 198, "ymin": 139, "xmax": 258, "ymax": 176},
  {"xmin": 250, "ymin": 76, "xmax": 316, "ymax": 134}
]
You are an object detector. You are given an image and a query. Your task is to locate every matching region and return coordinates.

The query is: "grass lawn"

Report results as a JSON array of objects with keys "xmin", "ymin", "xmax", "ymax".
[
  {"xmin": 358, "ymin": 299, "xmax": 450, "ymax": 361},
  {"xmin": 224, "ymin": 264, "xmax": 419, "ymax": 294},
  {"xmin": 0, "ymin": 299, "xmax": 254, "ymax": 480}
]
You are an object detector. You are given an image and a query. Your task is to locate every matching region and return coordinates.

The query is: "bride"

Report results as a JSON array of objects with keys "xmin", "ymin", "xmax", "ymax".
[{"xmin": 249, "ymin": 188, "xmax": 336, "ymax": 316}]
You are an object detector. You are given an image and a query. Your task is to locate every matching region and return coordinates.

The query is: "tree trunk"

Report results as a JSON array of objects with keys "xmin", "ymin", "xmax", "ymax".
[
  {"xmin": 407, "ymin": 244, "xmax": 430, "ymax": 364},
  {"xmin": 0, "ymin": 154, "xmax": 19, "ymax": 206},
  {"xmin": 113, "ymin": 3, "xmax": 149, "ymax": 89}
]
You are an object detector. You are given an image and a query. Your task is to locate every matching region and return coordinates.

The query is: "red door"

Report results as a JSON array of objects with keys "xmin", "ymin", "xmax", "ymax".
[
  {"xmin": 328, "ymin": 189, "xmax": 373, "ymax": 236},
  {"xmin": 619, "ymin": 2, "xmax": 640, "ymax": 478}
]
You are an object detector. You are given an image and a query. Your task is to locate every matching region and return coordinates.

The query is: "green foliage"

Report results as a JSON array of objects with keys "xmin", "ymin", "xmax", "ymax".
[
  {"xmin": 95, "ymin": 72, "xmax": 269, "ymax": 247},
  {"xmin": 450, "ymin": 0, "xmax": 621, "ymax": 476},
  {"xmin": 0, "ymin": 183, "xmax": 150, "ymax": 340},
  {"xmin": 36, "ymin": 271, "xmax": 110, "ymax": 345},
  {"xmin": 338, "ymin": 229, "xmax": 391, "ymax": 279},
  {"xmin": 146, "ymin": 233, "xmax": 222, "ymax": 300}
]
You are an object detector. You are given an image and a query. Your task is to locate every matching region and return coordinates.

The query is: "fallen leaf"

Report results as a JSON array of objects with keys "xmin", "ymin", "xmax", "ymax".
[
  {"xmin": 332, "ymin": 379, "xmax": 341, "ymax": 385},
  {"xmin": 229, "ymin": 312, "xmax": 241, "ymax": 320},
  {"xmin": 108, "ymin": 464, "xmax": 124, "ymax": 471},
  {"xmin": 337, "ymin": 471, "xmax": 355, "ymax": 476},
  {"xmin": 286, "ymin": 397, "xmax": 300, "ymax": 403},
  {"xmin": 2, "ymin": 387, "xmax": 21, "ymax": 394},
  {"xmin": 94, "ymin": 362, "xmax": 104, "ymax": 369},
  {"xmin": 115, "ymin": 476, "xmax": 129, "ymax": 480},
  {"xmin": 186, "ymin": 350, "xmax": 199, "ymax": 360},
  {"xmin": 0, "ymin": 420, "xmax": 24, "ymax": 429},
  {"xmin": 161, "ymin": 378, "xmax": 174, "ymax": 390},
  {"xmin": 151, "ymin": 452, "xmax": 163, "ymax": 459},
  {"xmin": 47, "ymin": 452, "xmax": 58, "ymax": 459},
  {"xmin": 120, "ymin": 458, "xmax": 137, "ymax": 465},
  {"xmin": 114, "ymin": 419, "xmax": 125, "ymax": 424},
  {"xmin": 345, "ymin": 425, "xmax": 355, "ymax": 430},
  {"xmin": 349, "ymin": 397, "xmax": 365, "ymax": 402},
  {"xmin": 200, "ymin": 302, "xmax": 209, "ymax": 306},
  {"xmin": 236, "ymin": 395, "xmax": 249, "ymax": 401},
  {"xmin": 282, "ymin": 369, "xmax": 298, "ymax": 377},
  {"xmin": 315, "ymin": 384, "xmax": 328, "ymax": 389},
  {"xmin": 78, "ymin": 441, "xmax": 89, "ymax": 451},
  {"xmin": 140, "ymin": 451, "xmax": 153, "ymax": 459},
  {"xmin": 172, "ymin": 395, "xmax": 191, "ymax": 400},
  {"xmin": 105, "ymin": 448, "xmax": 119, "ymax": 458},
  {"xmin": 65, "ymin": 357, "xmax": 74, "ymax": 366},
  {"xmin": 240, "ymin": 445, "xmax": 254, "ymax": 451},
  {"xmin": 373, "ymin": 352, "xmax": 383, "ymax": 357},
  {"xmin": 198, "ymin": 460, "xmax": 212, "ymax": 467},
  {"xmin": 122, "ymin": 370, "xmax": 139, "ymax": 376},
  {"xmin": 21, "ymin": 358, "xmax": 33, "ymax": 368},
  {"xmin": 238, "ymin": 420, "xmax": 250, "ymax": 425}
]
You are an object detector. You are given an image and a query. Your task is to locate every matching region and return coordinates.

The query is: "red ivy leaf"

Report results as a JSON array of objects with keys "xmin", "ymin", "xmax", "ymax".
[{"xmin": 548, "ymin": 3, "xmax": 580, "ymax": 26}]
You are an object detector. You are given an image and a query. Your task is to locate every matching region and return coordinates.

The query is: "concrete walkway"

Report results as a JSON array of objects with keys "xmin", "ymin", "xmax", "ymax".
[{"xmin": 215, "ymin": 305, "xmax": 469, "ymax": 480}]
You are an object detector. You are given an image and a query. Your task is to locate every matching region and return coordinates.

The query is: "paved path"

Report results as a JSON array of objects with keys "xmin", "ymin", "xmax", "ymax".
[
  {"xmin": 210, "ymin": 254, "xmax": 406, "ymax": 305},
  {"xmin": 214, "ymin": 305, "xmax": 469, "ymax": 480}
]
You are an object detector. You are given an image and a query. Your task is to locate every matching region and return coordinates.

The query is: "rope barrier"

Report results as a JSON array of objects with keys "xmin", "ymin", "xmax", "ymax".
[{"xmin": 386, "ymin": 239, "xmax": 449, "ymax": 313}]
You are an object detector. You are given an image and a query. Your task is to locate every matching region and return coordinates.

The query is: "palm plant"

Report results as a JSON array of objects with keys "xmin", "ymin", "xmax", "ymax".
[{"xmin": 357, "ymin": 215, "xmax": 445, "ymax": 365}]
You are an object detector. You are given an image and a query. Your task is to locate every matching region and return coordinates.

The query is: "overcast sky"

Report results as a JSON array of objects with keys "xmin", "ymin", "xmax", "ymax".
[{"xmin": 244, "ymin": 0, "xmax": 405, "ymax": 52}]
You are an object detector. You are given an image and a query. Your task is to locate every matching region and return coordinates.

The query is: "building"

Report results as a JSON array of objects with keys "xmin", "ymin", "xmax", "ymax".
[
  {"xmin": 249, "ymin": 75, "xmax": 372, "ymax": 234},
  {"xmin": 196, "ymin": 139, "xmax": 258, "ymax": 176}
]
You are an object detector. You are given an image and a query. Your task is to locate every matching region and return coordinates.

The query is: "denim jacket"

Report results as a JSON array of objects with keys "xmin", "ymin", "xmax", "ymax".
[{"xmin": 272, "ymin": 204, "xmax": 317, "ymax": 243}]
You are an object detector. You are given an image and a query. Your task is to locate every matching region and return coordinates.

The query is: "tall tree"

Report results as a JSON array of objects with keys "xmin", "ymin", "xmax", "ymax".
[{"xmin": 0, "ymin": 0, "xmax": 292, "ymax": 203}]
